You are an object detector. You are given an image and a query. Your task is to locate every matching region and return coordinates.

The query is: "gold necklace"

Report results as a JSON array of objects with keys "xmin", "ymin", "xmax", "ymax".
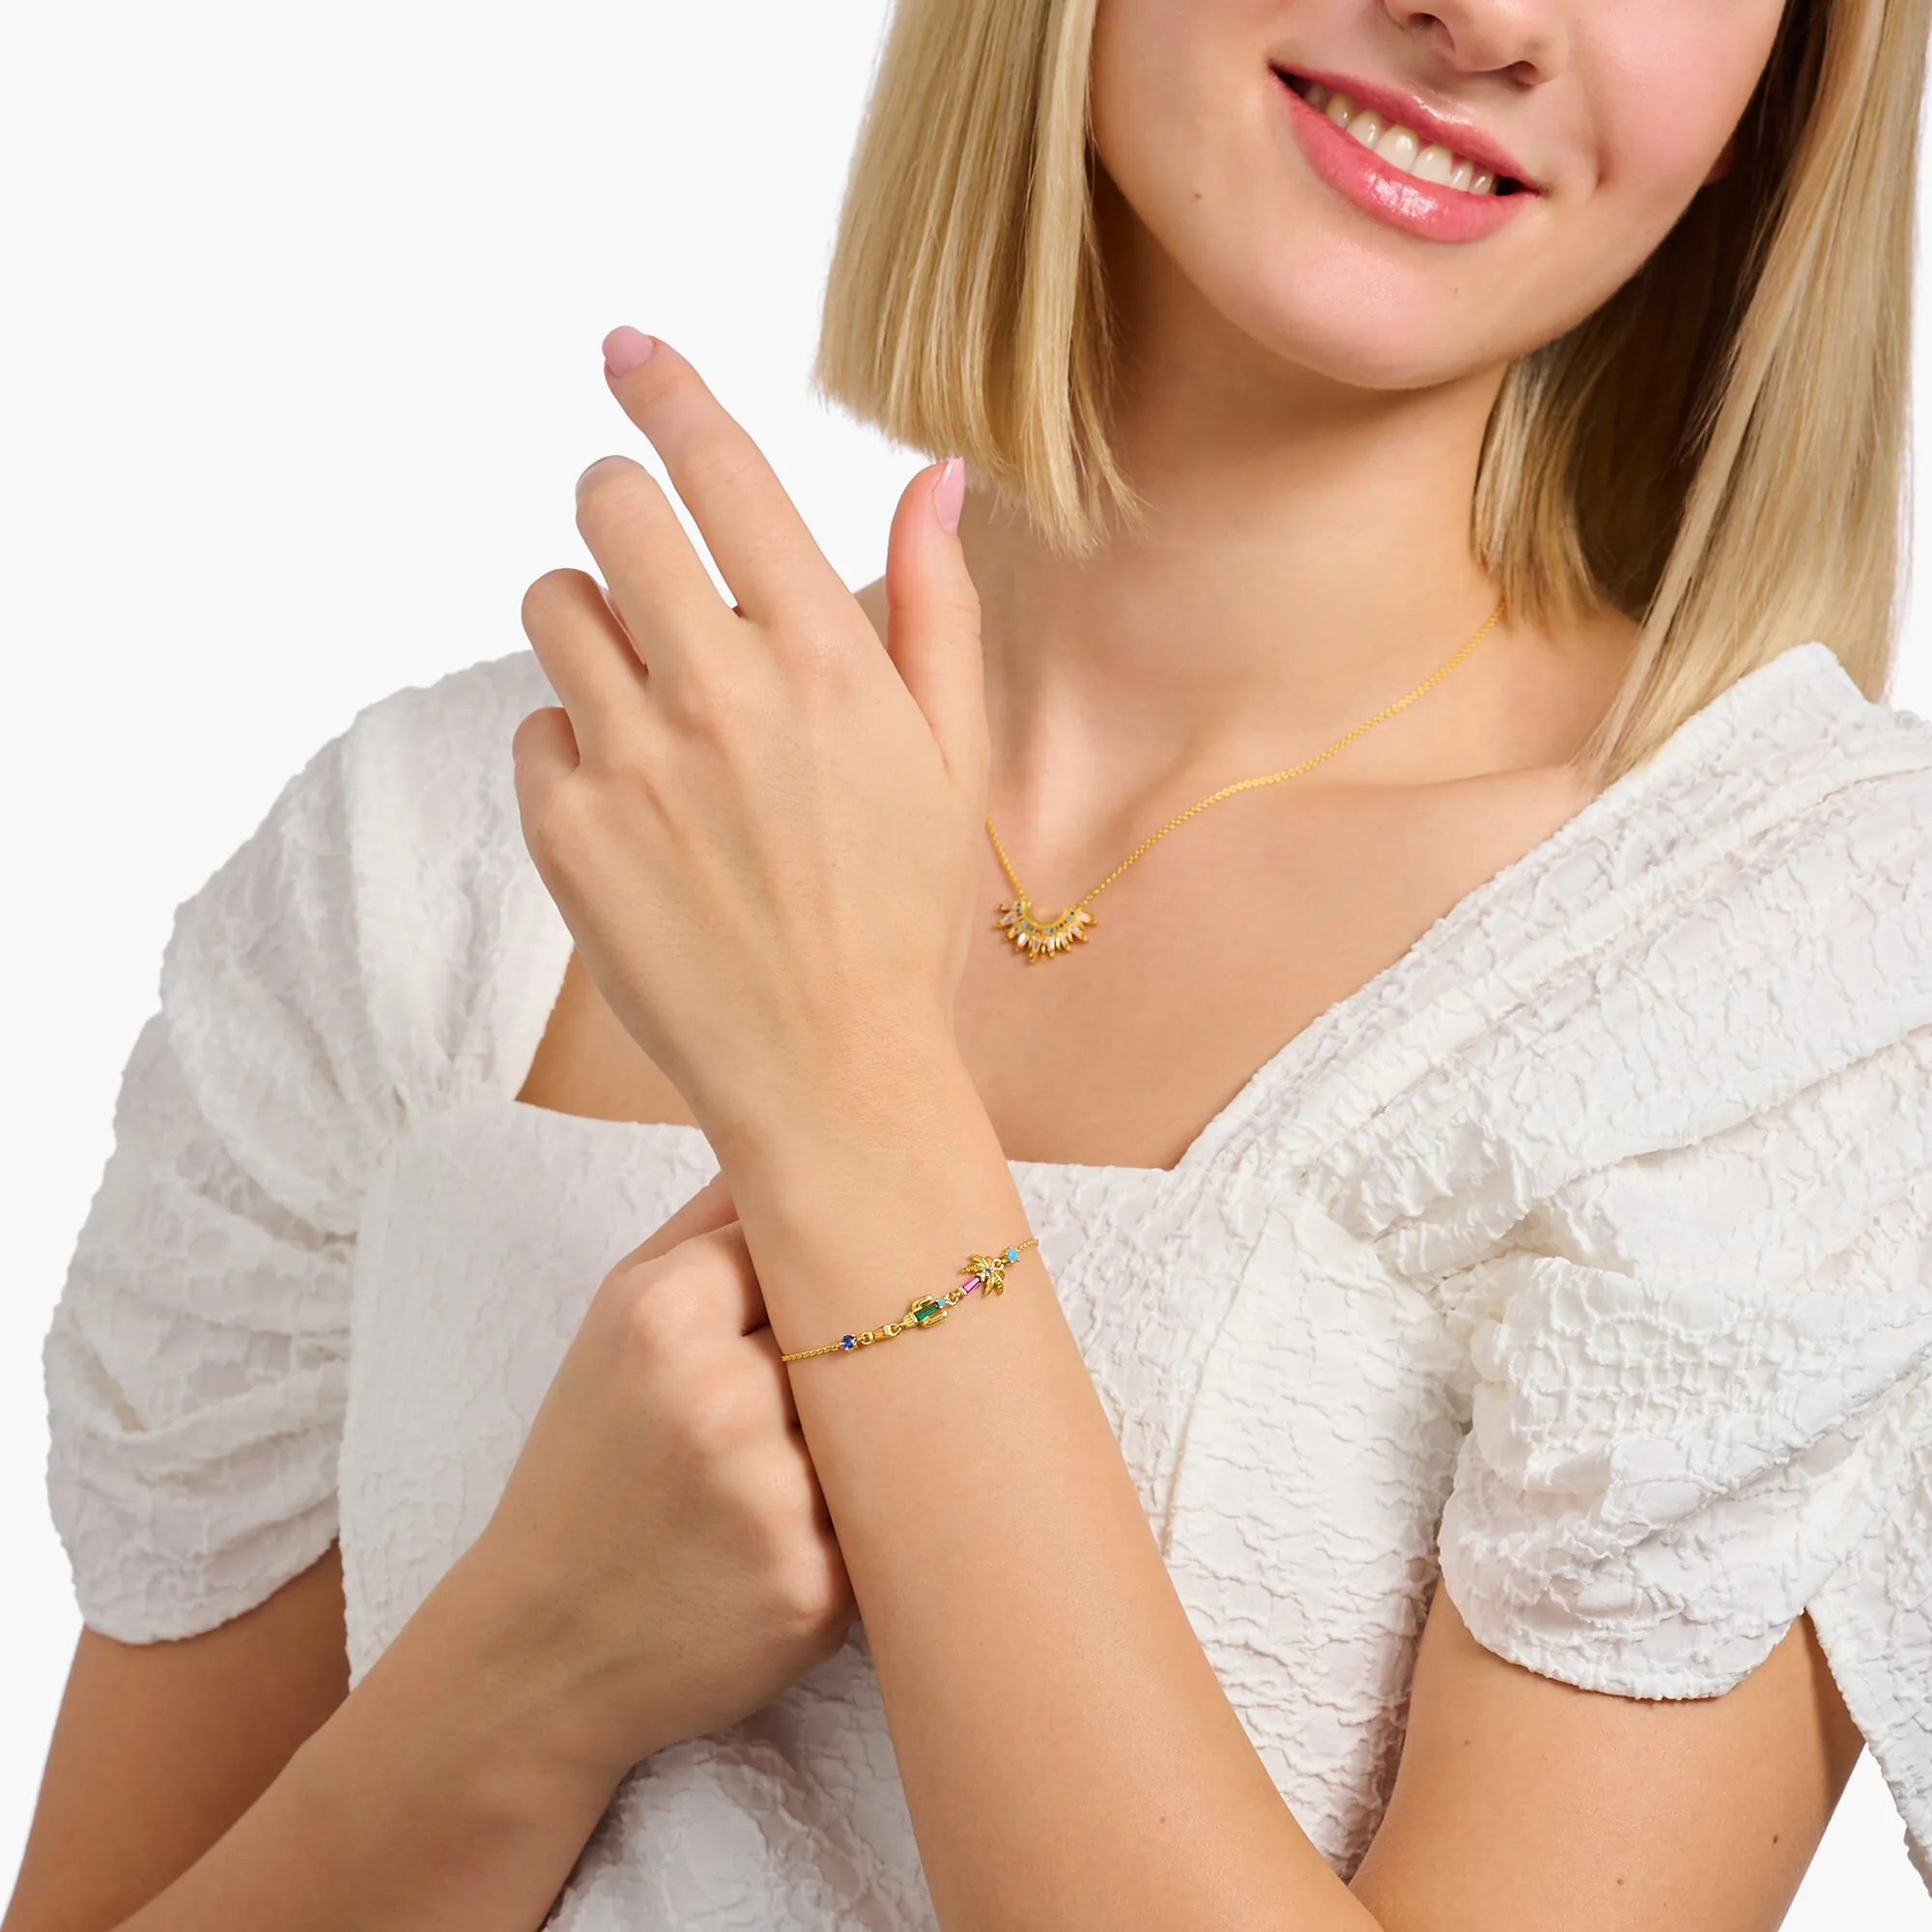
[{"xmin": 985, "ymin": 596, "xmax": 1507, "ymax": 961}]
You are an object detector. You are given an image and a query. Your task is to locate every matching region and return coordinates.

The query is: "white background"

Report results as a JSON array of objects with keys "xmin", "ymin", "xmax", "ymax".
[{"xmin": 3, "ymin": 3, "xmax": 1928, "ymax": 1922}]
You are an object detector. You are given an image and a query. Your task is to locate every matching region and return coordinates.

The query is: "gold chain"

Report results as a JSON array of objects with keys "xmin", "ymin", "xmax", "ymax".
[
  {"xmin": 779, "ymin": 1237, "xmax": 1040, "ymax": 1363},
  {"xmin": 985, "ymin": 596, "xmax": 1507, "ymax": 960}
]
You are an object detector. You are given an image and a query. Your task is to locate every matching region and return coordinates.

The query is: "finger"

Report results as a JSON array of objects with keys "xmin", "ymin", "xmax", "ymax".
[
  {"xmin": 574, "ymin": 454, "xmax": 735, "ymax": 683},
  {"xmin": 610, "ymin": 1210, "xmax": 771, "ymax": 1337},
  {"xmin": 599, "ymin": 329, "xmax": 851, "ymax": 631},
  {"xmin": 749, "ymin": 1326, "xmax": 802, "ymax": 1427},
  {"xmin": 519, "ymin": 567, "xmax": 651, "ymax": 756},
  {"xmin": 612, "ymin": 1168, "xmax": 739, "ymax": 1272},
  {"xmin": 619, "ymin": 1223, "xmax": 798, "ymax": 1431},
  {"xmin": 647, "ymin": 1223, "xmax": 784, "ymax": 1370},
  {"xmin": 883, "ymin": 458, "xmax": 988, "ymax": 785},
  {"xmin": 510, "ymin": 704, "xmax": 579, "ymax": 825},
  {"xmin": 685, "ymin": 1220, "xmax": 768, "ymax": 1337}
]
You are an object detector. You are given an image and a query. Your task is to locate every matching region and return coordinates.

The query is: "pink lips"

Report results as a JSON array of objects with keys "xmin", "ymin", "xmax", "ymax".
[{"xmin": 1271, "ymin": 69, "xmax": 1537, "ymax": 244}]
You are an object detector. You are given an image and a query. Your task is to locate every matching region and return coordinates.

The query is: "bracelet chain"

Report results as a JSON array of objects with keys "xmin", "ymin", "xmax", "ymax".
[{"xmin": 779, "ymin": 1236, "xmax": 1041, "ymax": 1363}]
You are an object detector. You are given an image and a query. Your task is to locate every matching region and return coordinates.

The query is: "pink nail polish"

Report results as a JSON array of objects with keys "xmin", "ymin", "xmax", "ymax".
[
  {"xmin": 932, "ymin": 456, "xmax": 965, "ymax": 534},
  {"xmin": 603, "ymin": 327, "xmax": 657, "ymax": 377}
]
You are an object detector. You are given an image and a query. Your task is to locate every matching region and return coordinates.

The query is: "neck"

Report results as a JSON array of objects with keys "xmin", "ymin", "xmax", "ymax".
[
  {"xmin": 950, "ymin": 170, "xmax": 1640, "ymax": 868},
  {"xmin": 964, "ymin": 363, "xmax": 1510, "ymax": 772}
]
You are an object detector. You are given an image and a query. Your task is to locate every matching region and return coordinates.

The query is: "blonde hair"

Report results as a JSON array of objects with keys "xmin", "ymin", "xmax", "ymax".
[{"xmin": 812, "ymin": 0, "xmax": 1928, "ymax": 784}]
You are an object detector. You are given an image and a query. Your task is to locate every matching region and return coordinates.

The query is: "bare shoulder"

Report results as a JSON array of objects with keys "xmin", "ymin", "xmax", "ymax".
[{"xmin": 5, "ymin": 1547, "xmax": 348, "ymax": 1932}]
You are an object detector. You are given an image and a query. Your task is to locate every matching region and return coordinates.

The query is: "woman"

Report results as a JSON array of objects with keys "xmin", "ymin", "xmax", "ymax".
[{"xmin": 12, "ymin": 0, "xmax": 1932, "ymax": 1926}]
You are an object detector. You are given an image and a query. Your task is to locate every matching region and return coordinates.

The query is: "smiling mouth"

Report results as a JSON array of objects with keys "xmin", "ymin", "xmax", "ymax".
[{"xmin": 1274, "ymin": 71, "xmax": 1528, "ymax": 198}]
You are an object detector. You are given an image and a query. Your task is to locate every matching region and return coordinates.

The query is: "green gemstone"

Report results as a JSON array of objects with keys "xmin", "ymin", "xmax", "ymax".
[{"xmin": 908, "ymin": 1296, "xmax": 948, "ymax": 1325}]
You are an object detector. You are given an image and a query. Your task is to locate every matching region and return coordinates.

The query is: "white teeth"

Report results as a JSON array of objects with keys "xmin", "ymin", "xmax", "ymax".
[
  {"xmin": 1292, "ymin": 74, "xmax": 1507, "ymax": 195},
  {"xmin": 1376, "ymin": 126, "xmax": 1420, "ymax": 173},
  {"xmin": 1410, "ymin": 143, "xmax": 1456, "ymax": 185}
]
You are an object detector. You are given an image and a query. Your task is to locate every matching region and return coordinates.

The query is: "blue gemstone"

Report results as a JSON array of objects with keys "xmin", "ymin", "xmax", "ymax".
[
  {"xmin": 1006, "ymin": 1246, "xmax": 1019, "ymax": 1261},
  {"xmin": 840, "ymin": 1335, "xmax": 856, "ymax": 1350}
]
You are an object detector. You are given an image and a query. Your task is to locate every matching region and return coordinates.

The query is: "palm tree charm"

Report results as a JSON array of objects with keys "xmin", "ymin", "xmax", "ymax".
[
  {"xmin": 994, "ymin": 895, "xmax": 1095, "ymax": 961},
  {"xmin": 963, "ymin": 1246, "xmax": 1023, "ymax": 1296}
]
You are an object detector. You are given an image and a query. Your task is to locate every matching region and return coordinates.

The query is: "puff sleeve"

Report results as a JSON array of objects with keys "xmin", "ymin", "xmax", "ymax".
[
  {"xmin": 42, "ymin": 720, "xmax": 402, "ymax": 1643},
  {"xmin": 1434, "ymin": 1024, "xmax": 1932, "ymax": 1872}
]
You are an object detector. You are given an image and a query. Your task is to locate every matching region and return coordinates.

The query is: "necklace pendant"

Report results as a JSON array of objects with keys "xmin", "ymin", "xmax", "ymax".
[{"xmin": 994, "ymin": 895, "xmax": 1095, "ymax": 962}]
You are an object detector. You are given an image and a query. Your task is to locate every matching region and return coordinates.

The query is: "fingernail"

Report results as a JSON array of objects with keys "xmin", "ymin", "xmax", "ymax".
[
  {"xmin": 603, "ymin": 327, "xmax": 657, "ymax": 378},
  {"xmin": 577, "ymin": 456, "xmax": 619, "ymax": 502},
  {"xmin": 932, "ymin": 456, "xmax": 965, "ymax": 534}
]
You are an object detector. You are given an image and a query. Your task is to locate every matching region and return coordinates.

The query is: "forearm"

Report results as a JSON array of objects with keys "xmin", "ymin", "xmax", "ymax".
[
  {"xmin": 717, "ymin": 1045, "xmax": 1381, "ymax": 1932},
  {"xmin": 120, "ymin": 1546, "xmax": 620, "ymax": 1932}
]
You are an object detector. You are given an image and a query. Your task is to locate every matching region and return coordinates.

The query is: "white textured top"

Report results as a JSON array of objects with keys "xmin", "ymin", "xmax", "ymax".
[{"xmin": 43, "ymin": 639, "xmax": 1932, "ymax": 1923}]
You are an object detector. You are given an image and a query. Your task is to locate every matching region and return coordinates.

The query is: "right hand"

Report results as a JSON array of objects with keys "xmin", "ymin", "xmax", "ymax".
[{"xmin": 453, "ymin": 1169, "xmax": 856, "ymax": 1785}]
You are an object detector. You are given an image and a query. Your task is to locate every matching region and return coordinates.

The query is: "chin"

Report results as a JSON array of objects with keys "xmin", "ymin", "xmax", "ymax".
[
  {"xmin": 1256, "ymin": 304, "xmax": 1498, "ymax": 394},
  {"xmin": 1205, "ymin": 236, "xmax": 1537, "ymax": 395}
]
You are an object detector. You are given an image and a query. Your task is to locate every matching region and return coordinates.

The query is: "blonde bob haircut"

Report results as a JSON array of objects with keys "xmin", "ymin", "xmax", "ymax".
[{"xmin": 813, "ymin": 0, "xmax": 1929, "ymax": 785}]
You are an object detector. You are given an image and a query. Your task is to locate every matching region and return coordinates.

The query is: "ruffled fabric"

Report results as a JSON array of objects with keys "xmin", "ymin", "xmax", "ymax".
[
  {"xmin": 43, "ymin": 724, "xmax": 380, "ymax": 1640},
  {"xmin": 1164, "ymin": 639, "xmax": 1932, "ymax": 1876},
  {"xmin": 38, "ymin": 637, "xmax": 1932, "ymax": 1912},
  {"xmin": 42, "ymin": 651, "xmax": 559, "ymax": 1641},
  {"xmin": 1435, "ymin": 1028, "xmax": 1932, "ymax": 1696}
]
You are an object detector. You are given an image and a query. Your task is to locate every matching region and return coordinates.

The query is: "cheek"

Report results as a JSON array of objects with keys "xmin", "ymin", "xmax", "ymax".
[
  {"xmin": 1089, "ymin": 0, "xmax": 1243, "ymax": 202},
  {"xmin": 1583, "ymin": 7, "xmax": 1787, "ymax": 235},
  {"xmin": 1091, "ymin": 0, "xmax": 1312, "ymax": 209},
  {"xmin": 1089, "ymin": 0, "xmax": 1378, "ymax": 331}
]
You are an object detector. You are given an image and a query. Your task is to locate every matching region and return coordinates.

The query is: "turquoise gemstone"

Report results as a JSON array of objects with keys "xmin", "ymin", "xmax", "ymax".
[{"xmin": 1006, "ymin": 1246, "xmax": 1019, "ymax": 1261}]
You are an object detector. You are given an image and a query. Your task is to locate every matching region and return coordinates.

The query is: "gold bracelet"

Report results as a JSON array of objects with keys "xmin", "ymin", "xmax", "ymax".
[{"xmin": 779, "ymin": 1236, "xmax": 1040, "ymax": 1363}]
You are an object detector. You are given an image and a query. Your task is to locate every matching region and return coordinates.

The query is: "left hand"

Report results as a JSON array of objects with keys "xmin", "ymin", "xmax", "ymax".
[
  {"xmin": 463, "ymin": 1168, "xmax": 858, "ymax": 1783},
  {"xmin": 513, "ymin": 330, "xmax": 987, "ymax": 1149}
]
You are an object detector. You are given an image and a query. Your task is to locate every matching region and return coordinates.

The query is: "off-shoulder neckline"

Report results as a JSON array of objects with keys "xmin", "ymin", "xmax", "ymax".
[{"xmin": 498, "ymin": 642, "xmax": 1861, "ymax": 1190}]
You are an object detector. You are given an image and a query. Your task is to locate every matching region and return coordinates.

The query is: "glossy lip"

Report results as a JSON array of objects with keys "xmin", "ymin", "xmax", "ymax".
[
  {"xmin": 1271, "ymin": 71, "xmax": 1536, "ymax": 244},
  {"xmin": 1270, "ymin": 62, "xmax": 1541, "ymax": 191}
]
